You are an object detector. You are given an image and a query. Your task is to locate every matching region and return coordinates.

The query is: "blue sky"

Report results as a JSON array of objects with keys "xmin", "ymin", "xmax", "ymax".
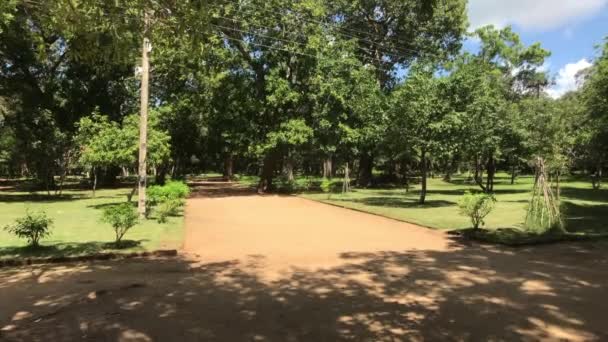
[{"xmin": 466, "ymin": 0, "xmax": 608, "ymax": 97}]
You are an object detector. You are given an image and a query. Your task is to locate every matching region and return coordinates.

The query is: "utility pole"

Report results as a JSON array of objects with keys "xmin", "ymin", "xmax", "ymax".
[{"xmin": 138, "ymin": 11, "xmax": 151, "ymax": 218}]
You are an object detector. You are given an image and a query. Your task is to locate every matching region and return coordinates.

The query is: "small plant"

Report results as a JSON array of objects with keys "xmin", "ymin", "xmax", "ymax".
[
  {"xmin": 526, "ymin": 157, "xmax": 564, "ymax": 233},
  {"xmin": 458, "ymin": 191, "xmax": 496, "ymax": 230},
  {"xmin": 155, "ymin": 199, "xmax": 182, "ymax": 223},
  {"xmin": 320, "ymin": 178, "xmax": 332, "ymax": 199},
  {"xmin": 3, "ymin": 210, "xmax": 53, "ymax": 247},
  {"xmin": 147, "ymin": 180, "xmax": 190, "ymax": 219},
  {"xmin": 101, "ymin": 203, "xmax": 139, "ymax": 245}
]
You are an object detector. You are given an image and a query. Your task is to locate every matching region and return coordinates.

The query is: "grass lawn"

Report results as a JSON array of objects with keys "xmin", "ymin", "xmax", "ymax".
[
  {"xmin": 0, "ymin": 186, "xmax": 185, "ymax": 260},
  {"xmin": 296, "ymin": 174, "xmax": 608, "ymax": 235}
]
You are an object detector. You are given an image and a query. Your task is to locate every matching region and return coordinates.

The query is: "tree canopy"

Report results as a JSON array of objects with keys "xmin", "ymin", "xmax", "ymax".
[{"xmin": 0, "ymin": 0, "xmax": 607, "ymax": 197}]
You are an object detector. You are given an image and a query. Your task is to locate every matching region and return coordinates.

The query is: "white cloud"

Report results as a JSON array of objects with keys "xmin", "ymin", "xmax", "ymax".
[
  {"xmin": 547, "ymin": 59, "xmax": 592, "ymax": 98},
  {"xmin": 468, "ymin": 0, "xmax": 608, "ymax": 31}
]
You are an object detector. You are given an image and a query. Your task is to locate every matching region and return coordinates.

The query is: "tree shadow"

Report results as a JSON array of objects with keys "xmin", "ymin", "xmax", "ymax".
[
  {"xmin": 425, "ymin": 188, "xmax": 530, "ymax": 196},
  {"xmin": 562, "ymin": 202, "xmax": 608, "ymax": 234},
  {"xmin": 561, "ymin": 186, "xmax": 608, "ymax": 203},
  {"xmin": 0, "ymin": 240, "xmax": 146, "ymax": 259},
  {"xmin": 188, "ymin": 181, "xmax": 258, "ymax": 199},
  {"xmin": 86, "ymin": 200, "xmax": 136, "ymax": 210},
  {"xmin": 0, "ymin": 193, "xmax": 92, "ymax": 204},
  {"xmin": 333, "ymin": 197, "xmax": 455, "ymax": 209},
  {"xmin": 1, "ymin": 242, "xmax": 607, "ymax": 341}
]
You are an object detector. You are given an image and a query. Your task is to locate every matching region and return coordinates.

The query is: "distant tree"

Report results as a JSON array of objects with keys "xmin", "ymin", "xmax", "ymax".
[
  {"xmin": 581, "ymin": 39, "xmax": 608, "ymax": 188},
  {"xmin": 390, "ymin": 67, "xmax": 459, "ymax": 204},
  {"xmin": 75, "ymin": 111, "xmax": 171, "ymax": 196}
]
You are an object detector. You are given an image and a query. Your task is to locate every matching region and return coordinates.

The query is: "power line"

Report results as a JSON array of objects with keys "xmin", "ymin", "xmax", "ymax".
[
  {"xmin": 210, "ymin": 22, "xmax": 410, "ymax": 67},
  {"xmin": 208, "ymin": 0, "xmax": 450, "ymax": 59},
  {"xmin": 212, "ymin": 31, "xmax": 396, "ymax": 75},
  {"xmin": 22, "ymin": 0, "xmax": 448, "ymax": 64},
  {"xmin": 24, "ymin": 0, "xmax": 447, "ymax": 61}
]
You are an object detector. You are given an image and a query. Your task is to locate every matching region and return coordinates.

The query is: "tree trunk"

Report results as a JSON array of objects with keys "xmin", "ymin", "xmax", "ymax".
[
  {"xmin": 127, "ymin": 181, "xmax": 138, "ymax": 202},
  {"xmin": 342, "ymin": 162, "xmax": 351, "ymax": 193},
  {"xmin": 284, "ymin": 156, "xmax": 294, "ymax": 182},
  {"xmin": 257, "ymin": 152, "xmax": 277, "ymax": 193},
  {"xmin": 486, "ymin": 153, "xmax": 495, "ymax": 193},
  {"xmin": 357, "ymin": 153, "xmax": 373, "ymax": 187},
  {"xmin": 223, "ymin": 154, "xmax": 234, "ymax": 181},
  {"xmin": 511, "ymin": 164, "xmax": 517, "ymax": 185},
  {"xmin": 420, "ymin": 149, "xmax": 427, "ymax": 205},
  {"xmin": 92, "ymin": 167, "xmax": 98, "ymax": 198},
  {"xmin": 474, "ymin": 157, "xmax": 487, "ymax": 192},
  {"xmin": 137, "ymin": 12, "xmax": 151, "ymax": 219},
  {"xmin": 555, "ymin": 171, "xmax": 561, "ymax": 202},
  {"xmin": 155, "ymin": 164, "xmax": 168, "ymax": 185},
  {"xmin": 403, "ymin": 163, "xmax": 410, "ymax": 193},
  {"xmin": 322, "ymin": 157, "xmax": 332, "ymax": 179}
]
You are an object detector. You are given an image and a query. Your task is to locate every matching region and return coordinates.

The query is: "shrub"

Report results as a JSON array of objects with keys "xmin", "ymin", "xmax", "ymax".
[
  {"xmin": 147, "ymin": 180, "xmax": 190, "ymax": 218},
  {"xmin": 101, "ymin": 203, "xmax": 139, "ymax": 244},
  {"xmin": 155, "ymin": 199, "xmax": 183, "ymax": 223},
  {"xmin": 320, "ymin": 178, "xmax": 332, "ymax": 199},
  {"xmin": 458, "ymin": 191, "xmax": 496, "ymax": 230},
  {"xmin": 3, "ymin": 210, "xmax": 53, "ymax": 247}
]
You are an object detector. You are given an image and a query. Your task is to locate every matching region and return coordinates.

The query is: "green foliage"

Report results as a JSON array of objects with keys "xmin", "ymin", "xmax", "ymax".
[
  {"xmin": 0, "ymin": 188, "xmax": 185, "ymax": 259},
  {"xmin": 147, "ymin": 180, "xmax": 190, "ymax": 220},
  {"xmin": 148, "ymin": 180, "xmax": 190, "ymax": 203},
  {"xmin": 458, "ymin": 191, "xmax": 497, "ymax": 230},
  {"xmin": 155, "ymin": 199, "xmax": 183, "ymax": 224},
  {"xmin": 75, "ymin": 111, "xmax": 171, "ymax": 171},
  {"xmin": 101, "ymin": 203, "xmax": 139, "ymax": 244},
  {"xmin": 3, "ymin": 210, "xmax": 53, "ymax": 247},
  {"xmin": 320, "ymin": 178, "xmax": 333, "ymax": 199}
]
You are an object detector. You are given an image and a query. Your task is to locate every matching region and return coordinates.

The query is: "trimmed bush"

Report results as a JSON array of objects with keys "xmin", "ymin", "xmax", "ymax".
[
  {"xmin": 458, "ymin": 191, "xmax": 496, "ymax": 230},
  {"xmin": 101, "ymin": 203, "xmax": 139, "ymax": 244},
  {"xmin": 3, "ymin": 210, "xmax": 53, "ymax": 247}
]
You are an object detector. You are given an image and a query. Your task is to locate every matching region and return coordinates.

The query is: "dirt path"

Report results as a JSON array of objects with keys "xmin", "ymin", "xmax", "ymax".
[
  {"xmin": 183, "ymin": 181, "xmax": 449, "ymax": 277},
  {"xmin": 1, "ymin": 181, "xmax": 607, "ymax": 341}
]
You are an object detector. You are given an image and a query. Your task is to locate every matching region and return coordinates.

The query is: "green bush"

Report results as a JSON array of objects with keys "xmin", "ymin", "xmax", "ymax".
[
  {"xmin": 320, "ymin": 178, "xmax": 333, "ymax": 199},
  {"xmin": 155, "ymin": 199, "xmax": 183, "ymax": 223},
  {"xmin": 3, "ymin": 210, "xmax": 53, "ymax": 247},
  {"xmin": 147, "ymin": 180, "xmax": 190, "ymax": 218},
  {"xmin": 458, "ymin": 191, "xmax": 496, "ymax": 230},
  {"xmin": 101, "ymin": 203, "xmax": 139, "ymax": 244},
  {"xmin": 148, "ymin": 180, "xmax": 190, "ymax": 204}
]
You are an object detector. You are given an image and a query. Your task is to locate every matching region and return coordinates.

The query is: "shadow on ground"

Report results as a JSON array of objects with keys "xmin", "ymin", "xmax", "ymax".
[
  {"xmin": 563, "ymin": 202, "xmax": 608, "ymax": 234},
  {"xmin": 1, "ymin": 241, "xmax": 606, "ymax": 341},
  {"xmin": 332, "ymin": 197, "xmax": 455, "ymax": 209},
  {"xmin": 0, "ymin": 240, "xmax": 146, "ymax": 259},
  {"xmin": 189, "ymin": 180, "xmax": 258, "ymax": 199}
]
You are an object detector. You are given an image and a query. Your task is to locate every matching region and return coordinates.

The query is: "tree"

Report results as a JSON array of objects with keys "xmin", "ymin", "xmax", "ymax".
[
  {"xmin": 448, "ymin": 26, "xmax": 550, "ymax": 193},
  {"xmin": 390, "ymin": 67, "xmax": 459, "ymax": 204},
  {"xmin": 329, "ymin": 0, "xmax": 468, "ymax": 185},
  {"xmin": 75, "ymin": 111, "xmax": 171, "ymax": 197},
  {"xmin": 581, "ymin": 38, "xmax": 608, "ymax": 188}
]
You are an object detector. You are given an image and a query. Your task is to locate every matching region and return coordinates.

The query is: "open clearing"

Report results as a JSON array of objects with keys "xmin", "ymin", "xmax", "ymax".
[{"xmin": 1, "ymin": 182, "xmax": 607, "ymax": 341}]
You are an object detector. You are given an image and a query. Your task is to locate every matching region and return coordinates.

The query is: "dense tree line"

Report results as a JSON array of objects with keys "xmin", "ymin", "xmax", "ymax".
[{"xmin": 0, "ymin": 0, "xmax": 607, "ymax": 198}]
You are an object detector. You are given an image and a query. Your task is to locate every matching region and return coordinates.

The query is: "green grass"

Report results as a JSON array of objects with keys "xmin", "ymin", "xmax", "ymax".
[
  {"xmin": 0, "ymin": 186, "xmax": 185, "ymax": 260},
  {"xmin": 298, "ymin": 174, "xmax": 608, "ymax": 236}
]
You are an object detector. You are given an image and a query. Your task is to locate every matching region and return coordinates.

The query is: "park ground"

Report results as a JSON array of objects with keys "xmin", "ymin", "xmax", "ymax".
[{"xmin": 1, "ymin": 178, "xmax": 608, "ymax": 340}]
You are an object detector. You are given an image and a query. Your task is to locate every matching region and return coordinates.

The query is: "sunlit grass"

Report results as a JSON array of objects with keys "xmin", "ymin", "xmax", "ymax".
[
  {"xmin": 0, "ymin": 187, "xmax": 184, "ymax": 259},
  {"xmin": 300, "ymin": 174, "xmax": 608, "ymax": 234}
]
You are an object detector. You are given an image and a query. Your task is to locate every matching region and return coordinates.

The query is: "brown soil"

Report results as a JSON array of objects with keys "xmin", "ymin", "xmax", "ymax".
[{"xmin": 1, "ymin": 181, "xmax": 607, "ymax": 341}]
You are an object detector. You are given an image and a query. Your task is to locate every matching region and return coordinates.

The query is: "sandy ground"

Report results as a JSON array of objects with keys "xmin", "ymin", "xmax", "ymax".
[{"xmin": 1, "ymin": 181, "xmax": 607, "ymax": 341}]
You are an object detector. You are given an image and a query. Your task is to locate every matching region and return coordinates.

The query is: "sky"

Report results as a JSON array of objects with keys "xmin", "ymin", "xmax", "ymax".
[{"xmin": 466, "ymin": 0, "xmax": 608, "ymax": 98}]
